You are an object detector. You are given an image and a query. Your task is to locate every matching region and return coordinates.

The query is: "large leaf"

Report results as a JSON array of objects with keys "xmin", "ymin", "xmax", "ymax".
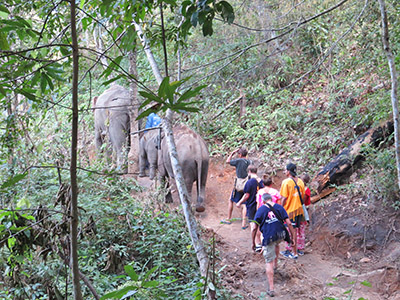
[
  {"xmin": 0, "ymin": 173, "xmax": 28, "ymax": 190},
  {"xmin": 100, "ymin": 286, "xmax": 138, "ymax": 300},
  {"xmin": 124, "ymin": 265, "xmax": 139, "ymax": 281}
]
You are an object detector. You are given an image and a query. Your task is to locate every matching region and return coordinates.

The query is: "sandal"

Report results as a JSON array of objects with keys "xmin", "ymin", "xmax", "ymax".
[
  {"xmin": 220, "ymin": 219, "xmax": 232, "ymax": 224},
  {"xmin": 266, "ymin": 290, "xmax": 275, "ymax": 297},
  {"xmin": 241, "ymin": 225, "xmax": 249, "ymax": 230}
]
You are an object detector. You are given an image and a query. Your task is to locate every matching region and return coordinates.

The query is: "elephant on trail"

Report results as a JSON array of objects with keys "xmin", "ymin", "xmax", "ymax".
[
  {"xmin": 139, "ymin": 124, "xmax": 209, "ymax": 212},
  {"xmin": 139, "ymin": 128, "xmax": 161, "ymax": 180},
  {"xmin": 93, "ymin": 85, "xmax": 131, "ymax": 172}
]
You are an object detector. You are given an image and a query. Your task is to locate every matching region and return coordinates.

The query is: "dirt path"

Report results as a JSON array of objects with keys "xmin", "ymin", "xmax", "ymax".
[{"xmin": 138, "ymin": 157, "xmax": 398, "ymax": 299}]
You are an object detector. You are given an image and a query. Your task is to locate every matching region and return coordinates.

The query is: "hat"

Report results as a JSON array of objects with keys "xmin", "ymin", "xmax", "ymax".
[{"xmin": 286, "ymin": 163, "xmax": 297, "ymax": 176}]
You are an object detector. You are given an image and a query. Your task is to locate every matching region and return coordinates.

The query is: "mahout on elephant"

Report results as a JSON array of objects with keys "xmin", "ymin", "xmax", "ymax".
[
  {"xmin": 139, "ymin": 123, "xmax": 209, "ymax": 212},
  {"xmin": 93, "ymin": 84, "xmax": 131, "ymax": 172}
]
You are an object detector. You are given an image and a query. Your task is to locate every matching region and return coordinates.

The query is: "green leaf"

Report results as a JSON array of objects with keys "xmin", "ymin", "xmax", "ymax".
[
  {"xmin": 158, "ymin": 77, "xmax": 171, "ymax": 99},
  {"xmin": 190, "ymin": 11, "xmax": 198, "ymax": 27},
  {"xmin": 100, "ymin": 286, "xmax": 138, "ymax": 300},
  {"xmin": 343, "ymin": 289, "xmax": 352, "ymax": 294},
  {"xmin": 0, "ymin": 31, "xmax": 9, "ymax": 50},
  {"xmin": 202, "ymin": 19, "xmax": 213, "ymax": 36},
  {"xmin": 124, "ymin": 265, "xmax": 139, "ymax": 281},
  {"xmin": 0, "ymin": 5, "xmax": 10, "ymax": 14},
  {"xmin": 1, "ymin": 173, "xmax": 28, "ymax": 189},
  {"xmin": 17, "ymin": 89, "xmax": 37, "ymax": 101},
  {"xmin": 40, "ymin": 73, "xmax": 47, "ymax": 93},
  {"xmin": 7, "ymin": 237, "xmax": 16, "ymax": 249},
  {"xmin": 141, "ymin": 280, "xmax": 159, "ymax": 288},
  {"xmin": 143, "ymin": 266, "xmax": 158, "ymax": 280},
  {"xmin": 360, "ymin": 280, "xmax": 372, "ymax": 288},
  {"xmin": 101, "ymin": 74, "xmax": 124, "ymax": 86},
  {"xmin": 139, "ymin": 91, "xmax": 163, "ymax": 104}
]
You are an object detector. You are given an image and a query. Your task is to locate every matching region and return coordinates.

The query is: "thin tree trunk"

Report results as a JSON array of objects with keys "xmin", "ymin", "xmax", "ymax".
[
  {"xmin": 128, "ymin": 45, "xmax": 140, "ymax": 174},
  {"xmin": 70, "ymin": 1, "xmax": 83, "ymax": 299},
  {"xmin": 377, "ymin": 0, "xmax": 400, "ymax": 192},
  {"xmin": 132, "ymin": 18, "xmax": 211, "ymax": 284}
]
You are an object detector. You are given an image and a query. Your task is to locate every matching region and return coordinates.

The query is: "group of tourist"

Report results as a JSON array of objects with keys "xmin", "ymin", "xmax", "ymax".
[{"xmin": 221, "ymin": 147, "xmax": 311, "ymax": 297}]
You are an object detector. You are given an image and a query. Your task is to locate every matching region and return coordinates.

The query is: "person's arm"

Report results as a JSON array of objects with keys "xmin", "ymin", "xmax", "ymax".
[
  {"xmin": 236, "ymin": 193, "xmax": 249, "ymax": 207},
  {"xmin": 284, "ymin": 218, "xmax": 296, "ymax": 247},
  {"xmin": 226, "ymin": 148, "xmax": 239, "ymax": 163},
  {"xmin": 281, "ymin": 196, "xmax": 287, "ymax": 207},
  {"xmin": 251, "ymin": 223, "xmax": 259, "ymax": 250}
]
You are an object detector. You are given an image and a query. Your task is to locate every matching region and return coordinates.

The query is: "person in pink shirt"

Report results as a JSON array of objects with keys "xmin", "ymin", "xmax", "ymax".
[{"xmin": 254, "ymin": 175, "xmax": 282, "ymax": 252}]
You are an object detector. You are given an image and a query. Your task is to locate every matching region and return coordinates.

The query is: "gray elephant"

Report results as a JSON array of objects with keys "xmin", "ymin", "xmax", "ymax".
[
  {"xmin": 93, "ymin": 84, "xmax": 131, "ymax": 172},
  {"xmin": 138, "ymin": 128, "xmax": 162, "ymax": 180},
  {"xmin": 160, "ymin": 124, "xmax": 209, "ymax": 212}
]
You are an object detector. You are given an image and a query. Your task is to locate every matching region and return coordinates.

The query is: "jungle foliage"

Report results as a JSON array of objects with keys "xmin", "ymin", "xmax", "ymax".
[{"xmin": 0, "ymin": 0, "xmax": 399, "ymax": 298}]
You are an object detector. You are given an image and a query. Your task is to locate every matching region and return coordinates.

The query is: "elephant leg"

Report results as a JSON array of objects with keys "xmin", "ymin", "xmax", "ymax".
[
  {"xmin": 109, "ymin": 120, "xmax": 128, "ymax": 173},
  {"xmin": 196, "ymin": 160, "xmax": 209, "ymax": 213},
  {"xmin": 147, "ymin": 148, "xmax": 158, "ymax": 180},
  {"xmin": 139, "ymin": 144, "xmax": 147, "ymax": 177}
]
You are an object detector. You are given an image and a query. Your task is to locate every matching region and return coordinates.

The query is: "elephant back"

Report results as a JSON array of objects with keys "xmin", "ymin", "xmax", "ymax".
[{"xmin": 94, "ymin": 84, "xmax": 131, "ymax": 114}]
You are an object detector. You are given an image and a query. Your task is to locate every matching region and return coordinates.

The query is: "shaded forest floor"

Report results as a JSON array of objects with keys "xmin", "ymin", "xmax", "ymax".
[{"xmin": 138, "ymin": 157, "xmax": 400, "ymax": 299}]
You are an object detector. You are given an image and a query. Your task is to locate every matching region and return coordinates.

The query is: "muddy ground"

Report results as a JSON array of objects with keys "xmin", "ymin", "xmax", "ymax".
[{"xmin": 138, "ymin": 156, "xmax": 400, "ymax": 299}]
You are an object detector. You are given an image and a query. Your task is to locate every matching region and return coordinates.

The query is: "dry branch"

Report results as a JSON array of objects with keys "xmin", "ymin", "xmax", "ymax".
[{"xmin": 311, "ymin": 120, "xmax": 394, "ymax": 199}]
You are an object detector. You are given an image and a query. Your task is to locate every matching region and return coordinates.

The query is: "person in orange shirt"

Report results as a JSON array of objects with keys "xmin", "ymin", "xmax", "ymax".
[{"xmin": 279, "ymin": 163, "xmax": 305, "ymax": 260}]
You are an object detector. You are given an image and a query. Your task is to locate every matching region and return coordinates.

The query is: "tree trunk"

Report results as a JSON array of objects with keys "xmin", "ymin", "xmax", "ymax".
[
  {"xmin": 133, "ymin": 19, "xmax": 211, "ymax": 288},
  {"xmin": 69, "ymin": 1, "xmax": 83, "ymax": 299},
  {"xmin": 128, "ymin": 46, "xmax": 140, "ymax": 174},
  {"xmin": 311, "ymin": 120, "xmax": 394, "ymax": 197},
  {"xmin": 377, "ymin": 0, "xmax": 400, "ymax": 193}
]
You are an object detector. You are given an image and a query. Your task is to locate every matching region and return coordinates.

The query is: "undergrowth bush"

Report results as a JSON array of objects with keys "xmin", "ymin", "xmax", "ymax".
[{"xmin": 1, "ymin": 167, "xmax": 236, "ymax": 299}]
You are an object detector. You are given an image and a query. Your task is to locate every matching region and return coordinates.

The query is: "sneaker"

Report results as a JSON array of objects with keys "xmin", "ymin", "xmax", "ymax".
[
  {"xmin": 297, "ymin": 250, "xmax": 304, "ymax": 256},
  {"xmin": 280, "ymin": 250, "xmax": 291, "ymax": 257},
  {"xmin": 266, "ymin": 289, "xmax": 275, "ymax": 297},
  {"xmin": 255, "ymin": 244, "xmax": 262, "ymax": 253},
  {"xmin": 281, "ymin": 250, "xmax": 298, "ymax": 260}
]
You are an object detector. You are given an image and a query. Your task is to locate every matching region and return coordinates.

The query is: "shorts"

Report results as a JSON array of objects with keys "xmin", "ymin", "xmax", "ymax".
[
  {"xmin": 246, "ymin": 204, "xmax": 257, "ymax": 221},
  {"xmin": 290, "ymin": 215, "xmax": 304, "ymax": 228},
  {"xmin": 230, "ymin": 189, "xmax": 244, "ymax": 204},
  {"xmin": 263, "ymin": 240, "xmax": 282, "ymax": 263}
]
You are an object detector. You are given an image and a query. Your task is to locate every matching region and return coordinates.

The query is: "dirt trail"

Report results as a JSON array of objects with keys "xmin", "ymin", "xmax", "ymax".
[{"xmin": 138, "ymin": 157, "xmax": 398, "ymax": 299}]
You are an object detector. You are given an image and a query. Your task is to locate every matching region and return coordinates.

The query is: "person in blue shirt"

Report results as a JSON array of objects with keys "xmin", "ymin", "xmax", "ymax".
[
  {"xmin": 236, "ymin": 165, "xmax": 262, "ymax": 231},
  {"xmin": 252, "ymin": 193, "xmax": 295, "ymax": 297},
  {"xmin": 145, "ymin": 113, "xmax": 161, "ymax": 129}
]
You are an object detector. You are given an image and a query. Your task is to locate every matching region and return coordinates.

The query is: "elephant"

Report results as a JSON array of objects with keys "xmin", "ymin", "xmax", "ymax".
[
  {"xmin": 138, "ymin": 128, "xmax": 162, "ymax": 180},
  {"xmin": 93, "ymin": 84, "xmax": 131, "ymax": 172},
  {"xmin": 139, "ymin": 123, "xmax": 209, "ymax": 212}
]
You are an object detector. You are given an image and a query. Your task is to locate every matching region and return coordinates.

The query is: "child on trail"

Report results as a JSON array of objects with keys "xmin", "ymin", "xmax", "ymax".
[
  {"xmin": 237, "ymin": 165, "xmax": 262, "ymax": 234},
  {"xmin": 221, "ymin": 147, "xmax": 251, "ymax": 225}
]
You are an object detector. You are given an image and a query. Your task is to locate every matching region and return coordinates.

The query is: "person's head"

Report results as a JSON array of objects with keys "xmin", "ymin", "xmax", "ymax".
[
  {"xmin": 238, "ymin": 147, "xmax": 248, "ymax": 157},
  {"xmin": 247, "ymin": 164, "xmax": 257, "ymax": 174},
  {"xmin": 301, "ymin": 173, "xmax": 310, "ymax": 184},
  {"xmin": 286, "ymin": 163, "xmax": 297, "ymax": 177},
  {"xmin": 262, "ymin": 193, "xmax": 272, "ymax": 203},
  {"xmin": 262, "ymin": 174, "xmax": 273, "ymax": 187}
]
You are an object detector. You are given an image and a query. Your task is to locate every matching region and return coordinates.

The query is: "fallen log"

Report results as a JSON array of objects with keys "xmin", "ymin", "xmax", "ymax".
[{"xmin": 311, "ymin": 120, "xmax": 394, "ymax": 199}]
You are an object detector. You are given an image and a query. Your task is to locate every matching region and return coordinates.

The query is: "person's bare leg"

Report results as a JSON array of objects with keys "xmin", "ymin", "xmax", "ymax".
[
  {"xmin": 241, "ymin": 205, "xmax": 247, "ymax": 227},
  {"xmin": 274, "ymin": 244, "xmax": 280, "ymax": 269},
  {"xmin": 293, "ymin": 227, "xmax": 298, "ymax": 255},
  {"xmin": 255, "ymin": 229, "xmax": 262, "ymax": 246},
  {"xmin": 250, "ymin": 222, "xmax": 257, "ymax": 238},
  {"xmin": 227, "ymin": 200, "xmax": 234, "ymax": 220},
  {"xmin": 265, "ymin": 261, "xmax": 274, "ymax": 292}
]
